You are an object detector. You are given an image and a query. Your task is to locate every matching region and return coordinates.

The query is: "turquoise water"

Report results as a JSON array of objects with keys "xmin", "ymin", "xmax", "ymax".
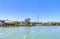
[{"xmin": 0, "ymin": 26, "xmax": 60, "ymax": 39}]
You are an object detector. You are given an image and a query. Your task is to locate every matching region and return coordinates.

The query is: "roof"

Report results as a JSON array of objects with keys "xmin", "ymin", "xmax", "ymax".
[
  {"xmin": 5, "ymin": 20, "xmax": 14, "ymax": 24},
  {"xmin": 0, "ymin": 20, "xmax": 5, "ymax": 23}
]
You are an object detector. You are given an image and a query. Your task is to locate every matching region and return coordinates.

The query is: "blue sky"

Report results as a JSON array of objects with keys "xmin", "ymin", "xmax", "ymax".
[{"xmin": 0, "ymin": 0, "xmax": 60, "ymax": 22}]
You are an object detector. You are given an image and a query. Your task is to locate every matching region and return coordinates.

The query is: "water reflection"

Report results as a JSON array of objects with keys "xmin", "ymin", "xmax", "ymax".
[
  {"xmin": 0, "ymin": 26, "xmax": 60, "ymax": 39},
  {"xmin": 24, "ymin": 27, "xmax": 31, "ymax": 39}
]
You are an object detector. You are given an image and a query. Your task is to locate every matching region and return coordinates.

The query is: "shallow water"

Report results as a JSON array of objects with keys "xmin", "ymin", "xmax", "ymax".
[{"xmin": 0, "ymin": 26, "xmax": 60, "ymax": 39}]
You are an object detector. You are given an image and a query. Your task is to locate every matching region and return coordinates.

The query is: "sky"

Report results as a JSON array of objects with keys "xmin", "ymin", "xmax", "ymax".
[{"xmin": 0, "ymin": 0, "xmax": 60, "ymax": 22}]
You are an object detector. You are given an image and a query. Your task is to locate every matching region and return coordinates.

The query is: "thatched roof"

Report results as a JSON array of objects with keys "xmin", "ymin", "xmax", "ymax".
[{"xmin": 5, "ymin": 20, "xmax": 14, "ymax": 24}]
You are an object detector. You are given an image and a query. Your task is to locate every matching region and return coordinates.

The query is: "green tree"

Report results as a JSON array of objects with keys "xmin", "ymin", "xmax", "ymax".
[
  {"xmin": 51, "ymin": 22, "xmax": 56, "ymax": 25},
  {"xmin": 24, "ymin": 18, "xmax": 31, "ymax": 26},
  {"xmin": 0, "ymin": 22, "xmax": 2, "ymax": 26},
  {"xmin": 13, "ymin": 21, "xmax": 20, "ymax": 25},
  {"xmin": 31, "ymin": 22, "xmax": 37, "ymax": 26},
  {"xmin": 42, "ymin": 23, "xmax": 49, "ymax": 26}
]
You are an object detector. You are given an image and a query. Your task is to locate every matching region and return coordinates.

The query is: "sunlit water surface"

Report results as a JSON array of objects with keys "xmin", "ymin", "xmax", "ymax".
[{"xmin": 0, "ymin": 26, "xmax": 60, "ymax": 39}]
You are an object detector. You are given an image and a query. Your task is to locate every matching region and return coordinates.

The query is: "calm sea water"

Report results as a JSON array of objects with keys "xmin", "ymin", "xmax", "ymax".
[{"xmin": 0, "ymin": 26, "xmax": 60, "ymax": 39}]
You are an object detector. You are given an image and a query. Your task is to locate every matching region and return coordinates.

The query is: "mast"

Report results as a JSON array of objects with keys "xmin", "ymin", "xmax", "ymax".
[{"xmin": 37, "ymin": 13, "xmax": 39, "ymax": 23}]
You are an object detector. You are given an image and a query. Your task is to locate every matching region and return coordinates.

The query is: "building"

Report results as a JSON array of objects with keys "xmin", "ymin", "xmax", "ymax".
[
  {"xmin": 5, "ymin": 20, "xmax": 14, "ymax": 26},
  {"xmin": 0, "ymin": 20, "xmax": 5, "ymax": 26}
]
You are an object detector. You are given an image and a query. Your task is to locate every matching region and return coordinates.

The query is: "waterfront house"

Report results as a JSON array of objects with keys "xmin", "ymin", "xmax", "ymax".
[
  {"xmin": 0, "ymin": 20, "xmax": 5, "ymax": 26},
  {"xmin": 5, "ymin": 20, "xmax": 14, "ymax": 26}
]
